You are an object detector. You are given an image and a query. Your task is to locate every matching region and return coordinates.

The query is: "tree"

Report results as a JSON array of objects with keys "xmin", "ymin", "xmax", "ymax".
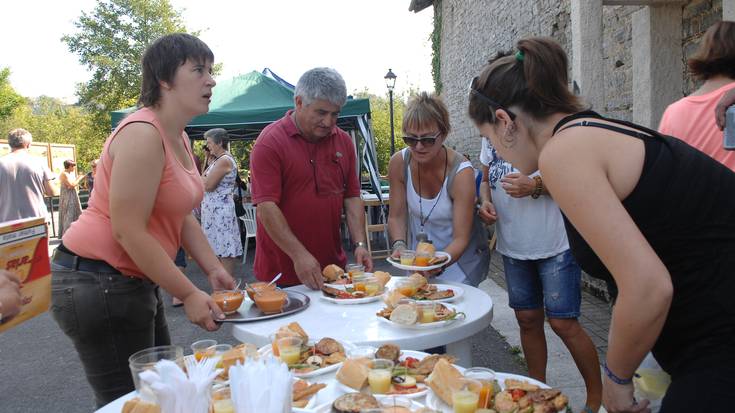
[
  {"xmin": 354, "ymin": 89, "xmax": 411, "ymax": 175},
  {"xmin": 63, "ymin": 0, "xmax": 190, "ymax": 137},
  {"xmin": 0, "ymin": 68, "xmax": 25, "ymax": 121}
]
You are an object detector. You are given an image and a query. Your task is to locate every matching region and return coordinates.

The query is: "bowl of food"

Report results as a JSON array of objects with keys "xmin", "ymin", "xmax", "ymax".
[
  {"xmin": 212, "ymin": 290, "xmax": 245, "ymax": 314},
  {"xmin": 254, "ymin": 289, "xmax": 288, "ymax": 314},
  {"xmin": 245, "ymin": 282, "xmax": 277, "ymax": 300}
]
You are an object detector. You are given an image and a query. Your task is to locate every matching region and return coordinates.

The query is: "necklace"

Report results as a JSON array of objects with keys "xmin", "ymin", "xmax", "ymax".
[{"xmin": 417, "ymin": 146, "xmax": 448, "ymax": 236}]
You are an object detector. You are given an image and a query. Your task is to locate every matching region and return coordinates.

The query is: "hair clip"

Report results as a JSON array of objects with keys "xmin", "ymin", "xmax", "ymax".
[{"xmin": 515, "ymin": 51, "xmax": 525, "ymax": 62}]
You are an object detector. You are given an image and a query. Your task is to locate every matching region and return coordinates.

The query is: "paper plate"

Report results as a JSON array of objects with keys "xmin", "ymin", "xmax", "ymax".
[
  {"xmin": 377, "ymin": 303, "xmax": 464, "ymax": 330},
  {"xmin": 257, "ymin": 340, "xmax": 356, "ymax": 378},
  {"xmin": 386, "ymin": 251, "xmax": 451, "ymax": 271}
]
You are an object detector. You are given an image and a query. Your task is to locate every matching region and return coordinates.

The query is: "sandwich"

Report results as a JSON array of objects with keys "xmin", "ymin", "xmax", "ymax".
[
  {"xmin": 275, "ymin": 322, "xmax": 309, "ymax": 342},
  {"xmin": 407, "ymin": 273, "xmax": 428, "ymax": 288},
  {"xmin": 336, "ymin": 358, "xmax": 371, "ymax": 390},
  {"xmin": 425, "ymin": 358, "xmax": 464, "ymax": 405},
  {"xmin": 122, "ymin": 397, "xmax": 161, "ymax": 413},
  {"xmin": 322, "ymin": 264, "xmax": 345, "ymax": 282},
  {"xmin": 416, "ymin": 240, "xmax": 436, "ymax": 257},
  {"xmin": 373, "ymin": 271, "xmax": 391, "ymax": 287},
  {"xmin": 383, "ymin": 289, "xmax": 407, "ymax": 308}
]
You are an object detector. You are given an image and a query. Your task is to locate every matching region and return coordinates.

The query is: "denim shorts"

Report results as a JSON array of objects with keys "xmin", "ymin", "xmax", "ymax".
[{"xmin": 502, "ymin": 249, "xmax": 581, "ymax": 318}]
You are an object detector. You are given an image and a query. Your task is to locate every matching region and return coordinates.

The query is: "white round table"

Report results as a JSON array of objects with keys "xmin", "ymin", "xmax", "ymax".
[{"xmin": 231, "ymin": 279, "xmax": 493, "ymax": 367}]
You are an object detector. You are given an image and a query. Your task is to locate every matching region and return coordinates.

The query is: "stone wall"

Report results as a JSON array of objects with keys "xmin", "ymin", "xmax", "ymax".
[{"xmin": 437, "ymin": 0, "xmax": 723, "ymax": 160}]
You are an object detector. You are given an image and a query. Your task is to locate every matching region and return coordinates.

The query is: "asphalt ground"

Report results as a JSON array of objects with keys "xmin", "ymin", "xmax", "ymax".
[{"xmin": 0, "ymin": 242, "xmax": 526, "ymax": 413}]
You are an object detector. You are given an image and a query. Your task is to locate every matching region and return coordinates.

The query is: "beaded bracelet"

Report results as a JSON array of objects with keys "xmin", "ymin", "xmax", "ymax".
[{"xmin": 603, "ymin": 362, "xmax": 633, "ymax": 385}]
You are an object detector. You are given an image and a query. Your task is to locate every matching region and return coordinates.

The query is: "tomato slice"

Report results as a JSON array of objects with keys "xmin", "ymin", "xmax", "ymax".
[{"xmin": 510, "ymin": 388, "xmax": 526, "ymax": 401}]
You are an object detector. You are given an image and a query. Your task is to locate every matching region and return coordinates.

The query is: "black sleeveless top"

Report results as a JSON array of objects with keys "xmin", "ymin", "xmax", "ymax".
[{"xmin": 553, "ymin": 111, "xmax": 735, "ymax": 376}]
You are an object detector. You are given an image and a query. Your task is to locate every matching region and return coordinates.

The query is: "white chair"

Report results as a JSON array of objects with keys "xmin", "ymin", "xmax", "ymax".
[{"xmin": 239, "ymin": 204, "xmax": 257, "ymax": 264}]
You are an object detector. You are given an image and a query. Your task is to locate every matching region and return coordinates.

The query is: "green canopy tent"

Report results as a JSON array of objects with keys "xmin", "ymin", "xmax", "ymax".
[{"xmin": 110, "ymin": 70, "xmax": 385, "ymax": 201}]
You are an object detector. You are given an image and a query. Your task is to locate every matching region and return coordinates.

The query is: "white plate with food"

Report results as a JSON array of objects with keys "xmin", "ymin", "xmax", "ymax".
[
  {"xmin": 386, "ymin": 251, "xmax": 452, "ymax": 272},
  {"xmin": 320, "ymin": 285, "xmax": 386, "ymax": 305},
  {"xmin": 425, "ymin": 372, "xmax": 569, "ymax": 413},
  {"xmin": 390, "ymin": 283, "xmax": 464, "ymax": 303},
  {"xmin": 377, "ymin": 302, "xmax": 465, "ymax": 330},
  {"xmin": 258, "ymin": 338, "xmax": 355, "ymax": 378}
]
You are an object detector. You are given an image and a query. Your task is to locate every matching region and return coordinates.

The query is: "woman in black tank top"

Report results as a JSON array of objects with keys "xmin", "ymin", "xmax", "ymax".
[{"xmin": 468, "ymin": 37, "xmax": 735, "ymax": 413}]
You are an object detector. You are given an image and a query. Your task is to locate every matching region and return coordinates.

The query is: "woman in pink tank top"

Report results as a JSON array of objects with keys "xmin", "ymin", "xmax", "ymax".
[{"xmin": 50, "ymin": 33, "xmax": 235, "ymax": 407}]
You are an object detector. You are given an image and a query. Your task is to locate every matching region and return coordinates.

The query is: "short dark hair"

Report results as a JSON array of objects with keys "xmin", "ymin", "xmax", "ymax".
[
  {"xmin": 63, "ymin": 159, "xmax": 76, "ymax": 169},
  {"xmin": 688, "ymin": 21, "xmax": 735, "ymax": 80},
  {"xmin": 138, "ymin": 33, "xmax": 214, "ymax": 107}
]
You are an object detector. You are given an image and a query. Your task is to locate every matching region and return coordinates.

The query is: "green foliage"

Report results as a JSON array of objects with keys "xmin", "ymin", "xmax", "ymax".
[
  {"xmin": 0, "ymin": 68, "xmax": 25, "ymax": 121},
  {"xmin": 0, "ymin": 97, "xmax": 100, "ymax": 171},
  {"xmin": 63, "ymin": 0, "xmax": 192, "ymax": 140},
  {"xmin": 431, "ymin": 2, "xmax": 443, "ymax": 94},
  {"xmin": 354, "ymin": 89, "xmax": 411, "ymax": 175}
]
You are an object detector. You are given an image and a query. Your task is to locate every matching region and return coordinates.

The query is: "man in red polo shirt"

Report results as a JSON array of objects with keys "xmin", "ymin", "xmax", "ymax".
[{"xmin": 250, "ymin": 67, "xmax": 373, "ymax": 289}]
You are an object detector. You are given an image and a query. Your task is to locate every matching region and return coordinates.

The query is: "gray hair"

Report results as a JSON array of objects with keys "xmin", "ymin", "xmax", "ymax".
[
  {"xmin": 7, "ymin": 128, "xmax": 32, "ymax": 149},
  {"xmin": 294, "ymin": 67, "xmax": 347, "ymax": 107},
  {"xmin": 204, "ymin": 128, "xmax": 229, "ymax": 148}
]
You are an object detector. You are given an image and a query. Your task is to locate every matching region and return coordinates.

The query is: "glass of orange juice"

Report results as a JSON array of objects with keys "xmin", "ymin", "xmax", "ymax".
[
  {"xmin": 399, "ymin": 250, "xmax": 416, "ymax": 265},
  {"xmin": 191, "ymin": 339, "xmax": 217, "ymax": 361},
  {"xmin": 396, "ymin": 280, "xmax": 418, "ymax": 297},
  {"xmin": 414, "ymin": 251, "xmax": 431, "ymax": 267},
  {"xmin": 277, "ymin": 337, "xmax": 302, "ymax": 366},
  {"xmin": 368, "ymin": 359, "xmax": 394, "ymax": 394},
  {"xmin": 346, "ymin": 264, "xmax": 365, "ymax": 281}
]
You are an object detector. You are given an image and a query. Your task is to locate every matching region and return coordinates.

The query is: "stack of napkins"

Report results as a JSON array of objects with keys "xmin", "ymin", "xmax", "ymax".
[
  {"xmin": 138, "ymin": 357, "xmax": 221, "ymax": 413},
  {"xmin": 229, "ymin": 356, "xmax": 293, "ymax": 413}
]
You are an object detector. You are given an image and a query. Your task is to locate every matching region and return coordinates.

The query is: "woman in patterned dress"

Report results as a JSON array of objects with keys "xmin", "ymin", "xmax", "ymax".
[
  {"xmin": 201, "ymin": 128, "xmax": 243, "ymax": 276},
  {"xmin": 58, "ymin": 159, "xmax": 84, "ymax": 236}
]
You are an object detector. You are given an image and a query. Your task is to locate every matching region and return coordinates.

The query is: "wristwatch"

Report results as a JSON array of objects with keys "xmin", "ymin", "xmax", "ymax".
[{"xmin": 353, "ymin": 241, "xmax": 367, "ymax": 251}]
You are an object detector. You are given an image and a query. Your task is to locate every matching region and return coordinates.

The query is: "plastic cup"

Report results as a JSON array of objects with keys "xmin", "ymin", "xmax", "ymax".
[
  {"xmin": 211, "ymin": 387, "xmax": 234, "ymax": 413},
  {"xmin": 452, "ymin": 378, "xmax": 481, "ymax": 413},
  {"xmin": 416, "ymin": 301, "xmax": 437, "ymax": 323},
  {"xmin": 368, "ymin": 359, "xmax": 394, "ymax": 394},
  {"xmin": 346, "ymin": 263, "xmax": 365, "ymax": 281},
  {"xmin": 268, "ymin": 333, "xmax": 281, "ymax": 357},
  {"xmin": 414, "ymin": 251, "xmax": 431, "ymax": 267},
  {"xmin": 364, "ymin": 277, "xmax": 381, "ymax": 296},
  {"xmin": 209, "ymin": 344, "xmax": 233, "ymax": 369},
  {"xmin": 277, "ymin": 337, "xmax": 303, "ymax": 366},
  {"xmin": 464, "ymin": 368, "xmax": 498, "ymax": 409},
  {"xmin": 191, "ymin": 339, "xmax": 217, "ymax": 361},
  {"xmin": 128, "ymin": 345, "xmax": 184, "ymax": 392},
  {"xmin": 396, "ymin": 280, "xmax": 417, "ymax": 298},
  {"xmin": 399, "ymin": 250, "xmax": 416, "ymax": 265}
]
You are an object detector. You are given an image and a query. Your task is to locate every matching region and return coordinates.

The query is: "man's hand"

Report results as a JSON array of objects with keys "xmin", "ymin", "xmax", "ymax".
[
  {"xmin": 0, "ymin": 270, "xmax": 22, "ymax": 321},
  {"xmin": 477, "ymin": 200, "xmax": 497, "ymax": 225},
  {"xmin": 354, "ymin": 246, "xmax": 373, "ymax": 272},
  {"xmin": 182, "ymin": 289, "xmax": 223, "ymax": 331},
  {"xmin": 208, "ymin": 266, "xmax": 235, "ymax": 290},
  {"xmin": 293, "ymin": 251, "xmax": 323, "ymax": 290},
  {"xmin": 500, "ymin": 172, "xmax": 535, "ymax": 198},
  {"xmin": 602, "ymin": 377, "xmax": 650, "ymax": 413},
  {"xmin": 715, "ymin": 87, "xmax": 735, "ymax": 130}
]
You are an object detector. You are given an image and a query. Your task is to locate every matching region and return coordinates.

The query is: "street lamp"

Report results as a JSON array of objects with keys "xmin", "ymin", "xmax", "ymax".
[{"xmin": 384, "ymin": 69, "xmax": 397, "ymax": 155}]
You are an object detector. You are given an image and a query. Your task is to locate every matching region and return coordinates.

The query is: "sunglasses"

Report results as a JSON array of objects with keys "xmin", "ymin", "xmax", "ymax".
[
  {"xmin": 469, "ymin": 76, "xmax": 517, "ymax": 121},
  {"xmin": 402, "ymin": 133, "xmax": 440, "ymax": 147}
]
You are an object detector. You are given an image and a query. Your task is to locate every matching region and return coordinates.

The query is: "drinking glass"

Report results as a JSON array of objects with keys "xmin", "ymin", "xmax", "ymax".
[
  {"xmin": 276, "ymin": 337, "xmax": 303, "ymax": 366},
  {"xmin": 368, "ymin": 359, "xmax": 394, "ymax": 394},
  {"xmin": 128, "ymin": 345, "xmax": 184, "ymax": 392}
]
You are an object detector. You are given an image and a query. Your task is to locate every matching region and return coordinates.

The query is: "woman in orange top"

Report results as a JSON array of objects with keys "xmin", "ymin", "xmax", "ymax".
[
  {"xmin": 659, "ymin": 21, "xmax": 735, "ymax": 170},
  {"xmin": 50, "ymin": 33, "xmax": 235, "ymax": 407}
]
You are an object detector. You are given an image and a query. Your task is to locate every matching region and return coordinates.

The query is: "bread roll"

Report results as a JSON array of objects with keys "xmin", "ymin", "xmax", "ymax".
[
  {"xmin": 408, "ymin": 273, "xmax": 428, "ymax": 288},
  {"xmin": 383, "ymin": 289, "xmax": 406, "ymax": 309},
  {"xmin": 373, "ymin": 271, "xmax": 391, "ymax": 287},
  {"xmin": 122, "ymin": 397, "xmax": 161, "ymax": 413},
  {"xmin": 336, "ymin": 358, "xmax": 370, "ymax": 390},
  {"xmin": 275, "ymin": 321, "xmax": 309, "ymax": 342},
  {"xmin": 322, "ymin": 264, "xmax": 344, "ymax": 282},
  {"xmin": 425, "ymin": 358, "xmax": 464, "ymax": 405},
  {"xmin": 389, "ymin": 303, "xmax": 418, "ymax": 325},
  {"xmin": 416, "ymin": 241, "xmax": 436, "ymax": 256}
]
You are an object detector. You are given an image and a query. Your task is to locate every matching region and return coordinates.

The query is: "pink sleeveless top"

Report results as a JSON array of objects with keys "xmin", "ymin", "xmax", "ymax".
[{"xmin": 63, "ymin": 107, "xmax": 204, "ymax": 278}]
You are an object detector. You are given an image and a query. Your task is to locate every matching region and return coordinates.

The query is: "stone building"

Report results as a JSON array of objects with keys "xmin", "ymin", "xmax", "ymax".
[{"xmin": 410, "ymin": 0, "xmax": 734, "ymax": 160}]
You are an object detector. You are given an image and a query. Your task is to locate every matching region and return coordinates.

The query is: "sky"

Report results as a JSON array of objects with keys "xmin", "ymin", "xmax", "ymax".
[{"xmin": 1, "ymin": 0, "xmax": 434, "ymax": 104}]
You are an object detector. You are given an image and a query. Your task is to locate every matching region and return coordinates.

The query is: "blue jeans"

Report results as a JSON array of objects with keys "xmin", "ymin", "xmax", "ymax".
[
  {"xmin": 50, "ymin": 262, "xmax": 170, "ymax": 407},
  {"xmin": 502, "ymin": 250, "xmax": 581, "ymax": 318}
]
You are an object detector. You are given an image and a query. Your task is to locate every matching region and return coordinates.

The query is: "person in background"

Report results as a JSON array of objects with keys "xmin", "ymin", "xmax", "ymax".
[
  {"xmin": 85, "ymin": 158, "xmax": 99, "ymax": 194},
  {"xmin": 387, "ymin": 92, "xmax": 489, "ymax": 286},
  {"xmin": 200, "ymin": 127, "xmax": 242, "ymax": 276},
  {"xmin": 468, "ymin": 36, "xmax": 735, "ymax": 413},
  {"xmin": 58, "ymin": 159, "xmax": 84, "ymax": 237},
  {"xmin": 478, "ymin": 136, "xmax": 601, "ymax": 413},
  {"xmin": 0, "ymin": 270, "xmax": 22, "ymax": 324},
  {"xmin": 250, "ymin": 67, "xmax": 372, "ymax": 290},
  {"xmin": 0, "ymin": 128, "xmax": 56, "ymax": 223},
  {"xmin": 659, "ymin": 20, "xmax": 735, "ymax": 170},
  {"xmin": 50, "ymin": 33, "xmax": 234, "ymax": 407}
]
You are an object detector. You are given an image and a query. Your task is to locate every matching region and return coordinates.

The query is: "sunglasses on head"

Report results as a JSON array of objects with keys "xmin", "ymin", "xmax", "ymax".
[
  {"xmin": 469, "ymin": 76, "xmax": 517, "ymax": 121},
  {"xmin": 402, "ymin": 132, "xmax": 440, "ymax": 147}
]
